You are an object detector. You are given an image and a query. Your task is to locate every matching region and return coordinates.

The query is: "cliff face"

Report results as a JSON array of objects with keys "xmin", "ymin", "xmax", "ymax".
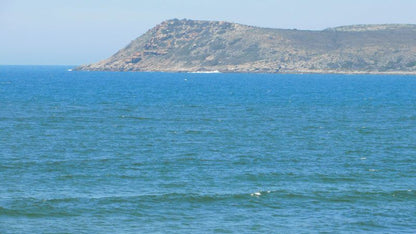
[{"xmin": 77, "ymin": 19, "xmax": 416, "ymax": 74}]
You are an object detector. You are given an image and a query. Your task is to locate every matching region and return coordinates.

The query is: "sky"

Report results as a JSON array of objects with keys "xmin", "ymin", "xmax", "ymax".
[{"xmin": 1, "ymin": 0, "xmax": 416, "ymax": 65}]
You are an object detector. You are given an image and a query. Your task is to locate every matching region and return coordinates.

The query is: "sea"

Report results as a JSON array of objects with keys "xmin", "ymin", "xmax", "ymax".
[{"xmin": 1, "ymin": 66, "xmax": 415, "ymax": 233}]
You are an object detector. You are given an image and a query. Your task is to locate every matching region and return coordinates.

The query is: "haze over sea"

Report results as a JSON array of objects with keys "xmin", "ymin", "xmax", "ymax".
[{"xmin": 1, "ymin": 66, "xmax": 415, "ymax": 233}]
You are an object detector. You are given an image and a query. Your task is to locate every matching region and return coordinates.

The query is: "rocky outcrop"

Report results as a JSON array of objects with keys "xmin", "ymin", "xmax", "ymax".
[{"xmin": 77, "ymin": 19, "xmax": 416, "ymax": 74}]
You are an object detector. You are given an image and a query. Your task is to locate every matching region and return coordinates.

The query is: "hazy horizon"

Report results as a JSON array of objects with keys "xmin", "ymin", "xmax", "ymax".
[{"xmin": 1, "ymin": 0, "xmax": 416, "ymax": 65}]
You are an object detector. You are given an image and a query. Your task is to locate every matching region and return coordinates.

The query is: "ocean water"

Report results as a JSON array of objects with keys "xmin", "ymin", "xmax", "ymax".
[{"xmin": 1, "ymin": 66, "xmax": 415, "ymax": 233}]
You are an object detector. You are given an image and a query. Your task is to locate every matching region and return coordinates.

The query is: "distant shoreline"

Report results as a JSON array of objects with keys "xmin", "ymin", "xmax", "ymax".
[
  {"xmin": 2, "ymin": 65, "xmax": 415, "ymax": 75},
  {"xmin": 74, "ymin": 68, "xmax": 416, "ymax": 76}
]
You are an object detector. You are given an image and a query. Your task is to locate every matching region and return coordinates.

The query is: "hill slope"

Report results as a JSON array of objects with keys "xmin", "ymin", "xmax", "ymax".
[{"xmin": 77, "ymin": 19, "xmax": 416, "ymax": 74}]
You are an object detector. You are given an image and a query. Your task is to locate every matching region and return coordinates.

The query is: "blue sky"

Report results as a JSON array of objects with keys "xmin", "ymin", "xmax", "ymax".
[{"xmin": 1, "ymin": 0, "xmax": 416, "ymax": 65}]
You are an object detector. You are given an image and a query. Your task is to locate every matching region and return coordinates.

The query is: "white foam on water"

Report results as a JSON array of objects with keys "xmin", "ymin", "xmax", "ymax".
[{"xmin": 251, "ymin": 192, "xmax": 261, "ymax": 196}]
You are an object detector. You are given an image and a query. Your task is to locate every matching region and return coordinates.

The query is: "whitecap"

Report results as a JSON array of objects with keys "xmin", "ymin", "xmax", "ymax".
[{"xmin": 250, "ymin": 192, "xmax": 261, "ymax": 196}]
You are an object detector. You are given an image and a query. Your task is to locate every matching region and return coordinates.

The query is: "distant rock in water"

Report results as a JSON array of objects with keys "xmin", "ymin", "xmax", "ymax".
[{"xmin": 76, "ymin": 19, "xmax": 416, "ymax": 74}]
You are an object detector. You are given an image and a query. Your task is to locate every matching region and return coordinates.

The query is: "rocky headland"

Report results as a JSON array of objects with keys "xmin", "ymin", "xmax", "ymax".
[{"xmin": 77, "ymin": 19, "xmax": 416, "ymax": 74}]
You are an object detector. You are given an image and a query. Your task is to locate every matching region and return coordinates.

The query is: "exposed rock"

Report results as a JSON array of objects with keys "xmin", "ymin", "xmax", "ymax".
[{"xmin": 76, "ymin": 19, "xmax": 416, "ymax": 74}]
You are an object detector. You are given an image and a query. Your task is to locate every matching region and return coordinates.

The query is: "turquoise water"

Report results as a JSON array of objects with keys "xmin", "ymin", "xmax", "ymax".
[{"xmin": 1, "ymin": 66, "xmax": 415, "ymax": 233}]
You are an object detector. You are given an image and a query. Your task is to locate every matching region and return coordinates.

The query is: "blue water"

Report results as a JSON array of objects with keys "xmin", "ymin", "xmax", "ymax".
[{"xmin": 1, "ymin": 66, "xmax": 416, "ymax": 233}]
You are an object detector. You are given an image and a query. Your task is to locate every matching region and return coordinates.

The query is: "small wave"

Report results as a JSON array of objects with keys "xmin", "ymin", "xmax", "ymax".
[
  {"xmin": 182, "ymin": 129, "xmax": 215, "ymax": 135},
  {"xmin": 119, "ymin": 115, "xmax": 153, "ymax": 120},
  {"xmin": 184, "ymin": 130, "xmax": 203, "ymax": 134},
  {"xmin": 0, "ymin": 200, "xmax": 79, "ymax": 218},
  {"xmin": 250, "ymin": 190, "xmax": 271, "ymax": 197},
  {"xmin": 251, "ymin": 192, "xmax": 262, "ymax": 196},
  {"xmin": 2, "ymin": 192, "xmax": 259, "ymax": 211}
]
